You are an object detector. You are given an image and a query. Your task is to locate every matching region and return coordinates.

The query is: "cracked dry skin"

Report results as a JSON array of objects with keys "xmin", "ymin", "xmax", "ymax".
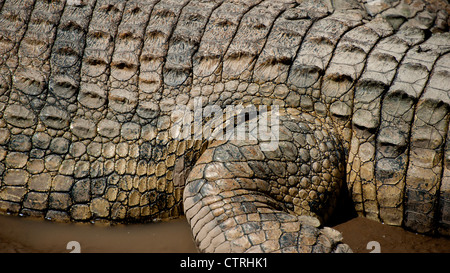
[{"xmin": 0, "ymin": 0, "xmax": 449, "ymax": 253}]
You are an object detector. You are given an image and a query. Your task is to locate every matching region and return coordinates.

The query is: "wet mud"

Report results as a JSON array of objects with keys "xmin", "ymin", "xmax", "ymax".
[
  {"xmin": 0, "ymin": 214, "xmax": 448, "ymax": 253},
  {"xmin": 333, "ymin": 217, "xmax": 450, "ymax": 253},
  {"xmin": 0, "ymin": 215, "xmax": 197, "ymax": 253}
]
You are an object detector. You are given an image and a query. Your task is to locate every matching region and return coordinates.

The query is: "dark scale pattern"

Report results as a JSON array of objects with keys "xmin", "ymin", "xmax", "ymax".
[
  {"xmin": 0, "ymin": 0, "xmax": 449, "ymax": 252},
  {"xmin": 183, "ymin": 109, "xmax": 347, "ymax": 252}
]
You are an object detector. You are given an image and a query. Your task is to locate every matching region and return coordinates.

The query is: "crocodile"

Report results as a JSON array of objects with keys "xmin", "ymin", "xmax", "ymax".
[{"xmin": 0, "ymin": 0, "xmax": 449, "ymax": 253}]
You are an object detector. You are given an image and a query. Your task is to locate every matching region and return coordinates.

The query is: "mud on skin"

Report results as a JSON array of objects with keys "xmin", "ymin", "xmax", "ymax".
[{"xmin": 0, "ymin": 0, "xmax": 449, "ymax": 253}]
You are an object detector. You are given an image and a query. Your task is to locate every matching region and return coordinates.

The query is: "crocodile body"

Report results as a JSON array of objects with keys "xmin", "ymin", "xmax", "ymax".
[{"xmin": 0, "ymin": 0, "xmax": 449, "ymax": 253}]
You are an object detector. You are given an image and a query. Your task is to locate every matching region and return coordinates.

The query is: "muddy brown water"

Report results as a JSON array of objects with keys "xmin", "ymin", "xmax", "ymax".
[
  {"xmin": 0, "ymin": 214, "xmax": 198, "ymax": 253},
  {"xmin": 333, "ymin": 217, "xmax": 450, "ymax": 253},
  {"xmin": 0, "ymin": 214, "xmax": 448, "ymax": 253}
]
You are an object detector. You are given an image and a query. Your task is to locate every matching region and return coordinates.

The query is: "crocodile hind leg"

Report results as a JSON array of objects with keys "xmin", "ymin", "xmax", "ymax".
[{"xmin": 183, "ymin": 109, "xmax": 352, "ymax": 253}]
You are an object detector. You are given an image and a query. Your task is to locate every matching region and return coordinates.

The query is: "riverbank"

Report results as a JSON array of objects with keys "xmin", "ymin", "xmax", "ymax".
[{"xmin": 0, "ymin": 214, "xmax": 448, "ymax": 253}]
